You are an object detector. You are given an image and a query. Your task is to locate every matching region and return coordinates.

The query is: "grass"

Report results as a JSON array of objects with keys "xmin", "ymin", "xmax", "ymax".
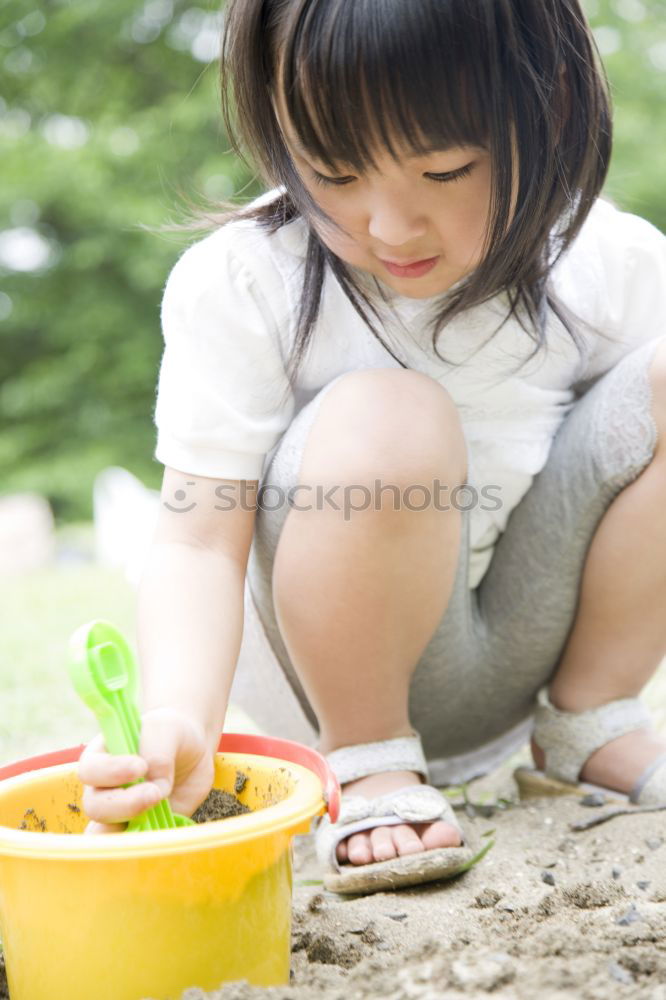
[
  {"xmin": 0, "ymin": 526, "xmax": 262, "ymax": 767},
  {"xmin": 0, "ymin": 563, "xmax": 137, "ymax": 765}
]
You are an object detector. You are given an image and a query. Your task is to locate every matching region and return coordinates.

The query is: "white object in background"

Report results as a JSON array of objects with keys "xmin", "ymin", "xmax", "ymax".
[
  {"xmin": 0, "ymin": 492, "xmax": 55, "ymax": 574},
  {"xmin": 93, "ymin": 467, "xmax": 160, "ymax": 589}
]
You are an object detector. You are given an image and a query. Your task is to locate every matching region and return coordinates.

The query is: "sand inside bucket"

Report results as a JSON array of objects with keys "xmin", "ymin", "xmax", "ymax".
[
  {"xmin": 191, "ymin": 772, "xmax": 251, "ymax": 823},
  {"xmin": 11, "ymin": 769, "xmax": 253, "ymax": 834}
]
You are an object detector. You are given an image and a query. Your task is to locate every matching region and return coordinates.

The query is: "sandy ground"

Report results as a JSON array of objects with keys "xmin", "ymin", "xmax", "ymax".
[
  {"xmin": 2, "ymin": 761, "xmax": 666, "ymax": 1000},
  {"xmin": 205, "ymin": 763, "xmax": 666, "ymax": 1000}
]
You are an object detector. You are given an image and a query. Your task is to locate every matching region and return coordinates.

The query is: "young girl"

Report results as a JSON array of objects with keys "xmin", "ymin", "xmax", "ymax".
[{"xmin": 79, "ymin": 0, "xmax": 666, "ymax": 894}]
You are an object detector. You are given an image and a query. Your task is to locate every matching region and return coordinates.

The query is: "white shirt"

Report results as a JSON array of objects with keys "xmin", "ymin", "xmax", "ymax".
[{"xmin": 154, "ymin": 192, "xmax": 666, "ymax": 588}]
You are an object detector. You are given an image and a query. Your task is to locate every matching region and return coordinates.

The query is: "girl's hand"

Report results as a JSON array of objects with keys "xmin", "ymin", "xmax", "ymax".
[{"xmin": 77, "ymin": 707, "xmax": 215, "ymax": 833}]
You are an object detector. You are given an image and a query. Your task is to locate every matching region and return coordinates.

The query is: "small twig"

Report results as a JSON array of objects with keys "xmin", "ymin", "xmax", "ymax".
[{"xmin": 570, "ymin": 803, "xmax": 666, "ymax": 831}]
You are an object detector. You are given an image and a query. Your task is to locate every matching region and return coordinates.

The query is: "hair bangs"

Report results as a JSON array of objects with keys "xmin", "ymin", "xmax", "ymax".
[{"xmin": 280, "ymin": 0, "xmax": 491, "ymax": 174}]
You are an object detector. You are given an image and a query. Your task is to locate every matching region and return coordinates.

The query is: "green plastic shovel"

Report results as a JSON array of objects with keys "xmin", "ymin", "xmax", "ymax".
[{"xmin": 68, "ymin": 620, "xmax": 194, "ymax": 831}]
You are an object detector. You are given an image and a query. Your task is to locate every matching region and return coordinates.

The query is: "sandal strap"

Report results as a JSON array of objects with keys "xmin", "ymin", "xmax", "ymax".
[
  {"xmin": 533, "ymin": 686, "xmax": 652, "ymax": 784},
  {"xmin": 314, "ymin": 784, "xmax": 463, "ymax": 871},
  {"xmin": 323, "ymin": 732, "xmax": 429, "ymax": 785},
  {"xmin": 630, "ymin": 751, "xmax": 666, "ymax": 805}
]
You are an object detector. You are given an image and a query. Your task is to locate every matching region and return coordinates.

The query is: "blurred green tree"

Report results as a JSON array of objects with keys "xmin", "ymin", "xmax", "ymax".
[
  {"xmin": 1, "ymin": 0, "xmax": 262, "ymax": 519},
  {"xmin": 591, "ymin": 0, "xmax": 666, "ymax": 227},
  {"xmin": 1, "ymin": 0, "xmax": 664, "ymax": 521}
]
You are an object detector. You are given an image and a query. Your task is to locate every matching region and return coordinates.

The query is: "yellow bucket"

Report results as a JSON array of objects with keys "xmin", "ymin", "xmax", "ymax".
[{"xmin": 0, "ymin": 733, "xmax": 340, "ymax": 1000}]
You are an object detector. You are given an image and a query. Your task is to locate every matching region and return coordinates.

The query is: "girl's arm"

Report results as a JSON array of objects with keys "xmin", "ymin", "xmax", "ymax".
[
  {"xmin": 77, "ymin": 468, "xmax": 258, "ymax": 830},
  {"xmin": 136, "ymin": 542, "xmax": 247, "ymax": 755},
  {"xmin": 137, "ymin": 467, "xmax": 258, "ymax": 754}
]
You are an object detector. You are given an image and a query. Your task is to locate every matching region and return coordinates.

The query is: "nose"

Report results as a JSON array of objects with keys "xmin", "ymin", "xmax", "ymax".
[{"xmin": 366, "ymin": 195, "xmax": 428, "ymax": 248}]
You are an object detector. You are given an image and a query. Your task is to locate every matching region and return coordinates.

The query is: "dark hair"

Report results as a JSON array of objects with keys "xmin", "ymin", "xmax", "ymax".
[{"xmin": 180, "ymin": 0, "xmax": 613, "ymax": 391}]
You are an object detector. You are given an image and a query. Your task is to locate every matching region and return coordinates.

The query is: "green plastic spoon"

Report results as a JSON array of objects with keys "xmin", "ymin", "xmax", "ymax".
[{"xmin": 69, "ymin": 620, "xmax": 194, "ymax": 831}]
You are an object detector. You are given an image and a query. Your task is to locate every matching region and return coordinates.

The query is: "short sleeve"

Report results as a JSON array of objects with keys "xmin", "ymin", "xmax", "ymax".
[
  {"xmin": 567, "ymin": 201, "xmax": 666, "ymax": 387},
  {"xmin": 153, "ymin": 227, "xmax": 295, "ymax": 480}
]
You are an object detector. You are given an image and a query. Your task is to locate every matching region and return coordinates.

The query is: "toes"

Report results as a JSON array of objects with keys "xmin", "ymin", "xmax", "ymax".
[
  {"xmin": 418, "ymin": 820, "xmax": 462, "ymax": 849},
  {"xmin": 336, "ymin": 829, "xmax": 398, "ymax": 865},
  {"xmin": 369, "ymin": 826, "xmax": 398, "ymax": 862},
  {"xmin": 392, "ymin": 824, "xmax": 424, "ymax": 856},
  {"xmin": 334, "ymin": 820, "xmax": 461, "ymax": 867},
  {"xmin": 345, "ymin": 832, "xmax": 373, "ymax": 865}
]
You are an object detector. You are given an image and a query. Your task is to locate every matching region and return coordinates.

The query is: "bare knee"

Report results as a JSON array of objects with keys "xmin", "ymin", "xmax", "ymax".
[{"xmin": 301, "ymin": 368, "xmax": 468, "ymax": 484}]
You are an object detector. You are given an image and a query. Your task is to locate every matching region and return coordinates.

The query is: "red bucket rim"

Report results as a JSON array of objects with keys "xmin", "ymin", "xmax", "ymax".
[{"xmin": 0, "ymin": 732, "xmax": 340, "ymax": 822}]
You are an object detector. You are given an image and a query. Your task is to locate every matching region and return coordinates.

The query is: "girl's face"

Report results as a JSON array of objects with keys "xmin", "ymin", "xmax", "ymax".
[{"xmin": 274, "ymin": 89, "xmax": 493, "ymax": 300}]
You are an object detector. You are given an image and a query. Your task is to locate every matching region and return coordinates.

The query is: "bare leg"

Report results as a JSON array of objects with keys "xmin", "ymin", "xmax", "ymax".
[
  {"xmin": 272, "ymin": 369, "xmax": 467, "ymax": 864},
  {"xmin": 533, "ymin": 342, "xmax": 666, "ymax": 788}
]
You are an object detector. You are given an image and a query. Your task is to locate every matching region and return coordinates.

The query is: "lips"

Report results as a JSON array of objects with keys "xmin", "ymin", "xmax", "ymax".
[
  {"xmin": 380, "ymin": 256, "xmax": 440, "ymax": 279},
  {"xmin": 381, "ymin": 256, "xmax": 438, "ymax": 266}
]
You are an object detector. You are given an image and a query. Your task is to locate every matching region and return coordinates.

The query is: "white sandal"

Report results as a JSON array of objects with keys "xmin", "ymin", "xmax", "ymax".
[
  {"xmin": 314, "ymin": 732, "xmax": 474, "ymax": 894},
  {"xmin": 514, "ymin": 685, "xmax": 666, "ymax": 805}
]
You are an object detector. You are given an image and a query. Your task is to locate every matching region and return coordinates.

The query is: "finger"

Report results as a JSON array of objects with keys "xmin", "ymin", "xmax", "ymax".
[
  {"xmin": 173, "ymin": 767, "xmax": 220, "ymax": 819},
  {"xmin": 78, "ymin": 751, "xmax": 148, "ymax": 789},
  {"xmin": 82, "ymin": 781, "xmax": 164, "ymax": 825},
  {"xmin": 137, "ymin": 716, "xmax": 183, "ymax": 798},
  {"xmin": 78, "ymin": 732, "xmax": 148, "ymax": 787},
  {"xmin": 84, "ymin": 819, "xmax": 127, "ymax": 835},
  {"xmin": 78, "ymin": 732, "xmax": 106, "ymax": 758}
]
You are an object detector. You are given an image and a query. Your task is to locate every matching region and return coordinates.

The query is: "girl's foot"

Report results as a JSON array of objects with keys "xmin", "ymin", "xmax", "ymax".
[
  {"xmin": 335, "ymin": 769, "xmax": 463, "ymax": 865},
  {"xmin": 531, "ymin": 727, "xmax": 666, "ymax": 794}
]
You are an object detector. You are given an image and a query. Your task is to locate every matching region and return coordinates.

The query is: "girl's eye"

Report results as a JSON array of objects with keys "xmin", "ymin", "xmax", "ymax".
[
  {"xmin": 310, "ymin": 162, "xmax": 475, "ymax": 188},
  {"xmin": 427, "ymin": 162, "xmax": 474, "ymax": 184},
  {"xmin": 310, "ymin": 171, "xmax": 354, "ymax": 188}
]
